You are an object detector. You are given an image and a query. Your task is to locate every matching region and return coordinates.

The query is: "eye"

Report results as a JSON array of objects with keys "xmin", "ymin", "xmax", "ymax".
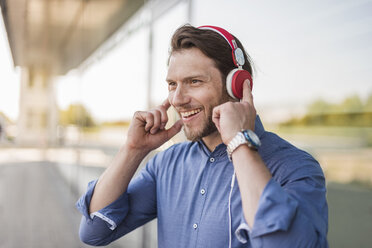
[
  {"xmin": 191, "ymin": 79, "xmax": 201, "ymax": 84},
  {"xmin": 168, "ymin": 81, "xmax": 177, "ymax": 90}
]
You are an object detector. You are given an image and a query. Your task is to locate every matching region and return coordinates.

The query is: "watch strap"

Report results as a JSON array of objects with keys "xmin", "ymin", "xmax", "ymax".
[
  {"xmin": 226, "ymin": 130, "xmax": 260, "ymax": 161},
  {"xmin": 227, "ymin": 132, "xmax": 247, "ymax": 161}
]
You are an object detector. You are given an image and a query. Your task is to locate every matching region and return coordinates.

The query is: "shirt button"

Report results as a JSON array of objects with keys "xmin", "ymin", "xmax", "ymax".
[
  {"xmin": 200, "ymin": 189, "xmax": 206, "ymax": 195},
  {"xmin": 209, "ymin": 157, "xmax": 215, "ymax": 163},
  {"xmin": 193, "ymin": 223, "xmax": 198, "ymax": 229}
]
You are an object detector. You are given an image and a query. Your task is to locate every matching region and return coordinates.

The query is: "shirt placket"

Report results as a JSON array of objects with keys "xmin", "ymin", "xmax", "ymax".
[{"xmin": 193, "ymin": 155, "xmax": 217, "ymax": 247}]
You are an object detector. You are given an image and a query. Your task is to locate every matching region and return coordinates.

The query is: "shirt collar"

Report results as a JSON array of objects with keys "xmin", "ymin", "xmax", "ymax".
[{"xmin": 197, "ymin": 140, "xmax": 227, "ymax": 158}]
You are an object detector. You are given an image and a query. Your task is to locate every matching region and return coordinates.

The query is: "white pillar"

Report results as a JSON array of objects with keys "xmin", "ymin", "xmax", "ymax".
[{"xmin": 17, "ymin": 68, "xmax": 58, "ymax": 146}]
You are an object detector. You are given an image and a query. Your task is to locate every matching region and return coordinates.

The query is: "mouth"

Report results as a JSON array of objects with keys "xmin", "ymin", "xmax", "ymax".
[{"xmin": 180, "ymin": 108, "xmax": 202, "ymax": 120}]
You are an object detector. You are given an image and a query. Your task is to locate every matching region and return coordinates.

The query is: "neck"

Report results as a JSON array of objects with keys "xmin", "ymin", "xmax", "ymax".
[{"xmin": 201, "ymin": 131, "xmax": 223, "ymax": 152}]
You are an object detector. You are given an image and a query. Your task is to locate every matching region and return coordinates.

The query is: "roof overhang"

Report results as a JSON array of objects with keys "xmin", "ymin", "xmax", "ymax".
[{"xmin": 0, "ymin": 0, "xmax": 144, "ymax": 75}]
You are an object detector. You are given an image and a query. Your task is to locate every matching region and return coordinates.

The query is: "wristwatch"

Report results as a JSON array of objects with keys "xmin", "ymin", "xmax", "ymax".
[{"xmin": 227, "ymin": 129, "xmax": 261, "ymax": 161}]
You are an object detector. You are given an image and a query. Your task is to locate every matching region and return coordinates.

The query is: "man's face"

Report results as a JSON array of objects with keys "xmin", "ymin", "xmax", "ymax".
[{"xmin": 166, "ymin": 47, "xmax": 229, "ymax": 141}]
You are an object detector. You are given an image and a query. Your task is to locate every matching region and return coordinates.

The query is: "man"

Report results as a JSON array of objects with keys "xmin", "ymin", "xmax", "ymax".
[{"xmin": 76, "ymin": 25, "xmax": 328, "ymax": 247}]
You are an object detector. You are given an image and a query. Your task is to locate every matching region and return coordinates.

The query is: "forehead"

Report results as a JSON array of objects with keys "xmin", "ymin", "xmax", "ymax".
[{"xmin": 167, "ymin": 47, "xmax": 218, "ymax": 80}]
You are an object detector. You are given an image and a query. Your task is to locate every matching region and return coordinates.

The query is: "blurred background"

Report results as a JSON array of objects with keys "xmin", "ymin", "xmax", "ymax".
[{"xmin": 0, "ymin": 0, "xmax": 371, "ymax": 247}]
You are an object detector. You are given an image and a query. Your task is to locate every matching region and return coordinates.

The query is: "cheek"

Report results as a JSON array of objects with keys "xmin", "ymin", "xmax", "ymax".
[
  {"xmin": 168, "ymin": 92, "xmax": 174, "ymax": 105},
  {"xmin": 205, "ymin": 86, "xmax": 222, "ymax": 103}
]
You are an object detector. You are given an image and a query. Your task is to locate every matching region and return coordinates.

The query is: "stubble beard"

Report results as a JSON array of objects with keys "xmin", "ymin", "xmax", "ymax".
[
  {"xmin": 183, "ymin": 91, "xmax": 230, "ymax": 142},
  {"xmin": 183, "ymin": 112, "xmax": 217, "ymax": 142}
]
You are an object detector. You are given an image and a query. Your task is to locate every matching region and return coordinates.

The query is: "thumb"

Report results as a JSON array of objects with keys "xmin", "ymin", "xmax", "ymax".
[
  {"xmin": 165, "ymin": 119, "xmax": 183, "ymax": 139},
  {"xmin": 212, "ymin": 106, "xmax": 221, "ymax": 132},
  {"xmin": 241, "ymin": 79, "xmax": 253, "ymax": 105}
]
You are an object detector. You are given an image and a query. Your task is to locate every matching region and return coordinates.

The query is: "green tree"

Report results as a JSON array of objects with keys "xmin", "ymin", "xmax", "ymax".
[
  {"xmin": 59, "ymin": 104, "xmax": 95, "ymax": 127},
  {"xmin": 282, "ymin": 93, "xmax": 372, "ymax": 127},
  {"xmin": 364, "ymin": 92, "xmax": 372, "ymax": 112},
  {"xmin": 307, "ymin": 98, "xmax": 333, "ymax": 115},
  {"xmin": 336, "ymin": 94, "xmax": 364, "ymax": 113}
]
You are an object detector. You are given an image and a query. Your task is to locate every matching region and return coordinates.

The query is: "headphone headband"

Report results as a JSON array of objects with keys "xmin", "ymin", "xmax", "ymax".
[
  {"xmin": 198, "ymin": 25, "xmax": 237, "ymax": 50},
  {"xmin": 197, "ymin": 25, "xmax": 245, "ymax": 67}
]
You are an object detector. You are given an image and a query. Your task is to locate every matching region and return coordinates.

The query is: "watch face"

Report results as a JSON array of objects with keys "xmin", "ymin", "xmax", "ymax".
[
  {"xmin": 245, "ymin": 129, "xmax": 261, "ymax": 147},
  {"xmin": 234, "ymin": 48, "xmax": 245, "ymax": 66}
]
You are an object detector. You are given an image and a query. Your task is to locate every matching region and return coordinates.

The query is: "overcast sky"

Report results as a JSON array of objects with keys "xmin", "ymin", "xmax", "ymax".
[{"xmin": 1, "ymin": 0, "xmax": 371, "ymax": 123}]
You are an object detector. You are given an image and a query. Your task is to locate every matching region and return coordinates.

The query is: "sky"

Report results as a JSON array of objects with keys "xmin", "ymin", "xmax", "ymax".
[
  {"xmin": 192, "ymin": 0, "xmax": 372, "ymax": 122},
  {"xmin": 1, "ymin": 0, "xmax": 372, "ymax": 123}
]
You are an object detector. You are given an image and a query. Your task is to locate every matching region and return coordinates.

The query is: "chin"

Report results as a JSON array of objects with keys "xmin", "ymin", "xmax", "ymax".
[
  {"xmin": 183, "ymin": 122, "xmax": 217, "ymax": 142},
  {"xmin": 183, "ymin": 127, "xmax": 202, "ymax": 142}
]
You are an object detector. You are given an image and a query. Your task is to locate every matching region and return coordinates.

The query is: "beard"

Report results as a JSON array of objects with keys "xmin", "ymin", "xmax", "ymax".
[
  {"xmin": 183, "ymin": 111, "xmax": 217, "ymax": 142},
  {"xmin": 182, "ymin": 90, "xmax": 230, "ymax": 142}
]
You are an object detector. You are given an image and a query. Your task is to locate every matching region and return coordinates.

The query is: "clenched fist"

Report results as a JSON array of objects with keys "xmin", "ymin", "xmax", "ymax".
[
  {"xmin": 125, "ymin": 99, "xmax": 183, "ymax": 155},
  {"xmin": 212, "ymin": 79, "xmax": 256, "ymax": 144}
]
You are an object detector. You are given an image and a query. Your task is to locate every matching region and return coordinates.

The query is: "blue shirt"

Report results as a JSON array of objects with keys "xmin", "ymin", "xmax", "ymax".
[{"xmin": 76, "ymin": 116, "xmax": 328, "ymax": 247}]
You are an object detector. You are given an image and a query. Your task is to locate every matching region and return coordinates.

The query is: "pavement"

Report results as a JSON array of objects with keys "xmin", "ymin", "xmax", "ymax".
[
  {"xmin": 327, "ymin": 182, "xmax": 372, "ymax": 248},
  {"xmin": 0, "ymin": 148, "xmax": 156, "ymax": 248},
  {"xmin": 0, "ymin": 161, "xmax": 91, "ymax": 248}
]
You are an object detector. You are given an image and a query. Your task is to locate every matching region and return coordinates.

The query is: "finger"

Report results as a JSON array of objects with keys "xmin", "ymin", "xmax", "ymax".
[
  {"xmin": 158, "ymin": 105, "xmax": 169, "ymax": 130},
  {"xmin": 241, "ymin": 79, "xmax": 253, "ymax": 105},
  {"xmin": 212, "ymin": 106, "xmax": 221, "ymax": 132},
  {"xmin": 161, "ymin": 98, "xmax": 171, "ymax": 110},
  {"xmin": 165, "ymin": 119, "xmax": 183, "ymax": 140},
  {"xmin": 144, "ymin": 112, "xmax": 154, "ymax": 132},
  {"xmin": 150, "ymin": 110, "xmax": 162, "ymax": 134}
]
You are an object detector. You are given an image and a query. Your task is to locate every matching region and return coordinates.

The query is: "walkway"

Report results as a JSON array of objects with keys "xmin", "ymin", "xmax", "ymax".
[
  {"xmin": 0, "ymin": 147, "xmax": 155, "ymax": 248},
  {"xmin": 0, "ymin": 161, "xmax": 91, "ymax": 248}
]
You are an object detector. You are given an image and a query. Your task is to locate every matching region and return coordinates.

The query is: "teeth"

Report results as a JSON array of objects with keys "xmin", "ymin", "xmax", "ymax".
[{"xmin": 181, "ymin": 108, "xmax": 201, "ymax": 118}]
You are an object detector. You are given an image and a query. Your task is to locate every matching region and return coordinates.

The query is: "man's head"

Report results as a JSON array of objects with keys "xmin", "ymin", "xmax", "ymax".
[
  {"xmin": 166, "ymin": 24, "xmax": 253, "ymax": 141},
  {"xmin": 169, "ymin": 25, "xmax": 253, "ymax": 88}
]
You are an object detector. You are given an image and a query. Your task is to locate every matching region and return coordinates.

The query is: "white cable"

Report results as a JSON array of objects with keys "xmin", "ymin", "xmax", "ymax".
[{"xmin": 228, "ymin": 171, "xmax": 236, "ymax": 248}]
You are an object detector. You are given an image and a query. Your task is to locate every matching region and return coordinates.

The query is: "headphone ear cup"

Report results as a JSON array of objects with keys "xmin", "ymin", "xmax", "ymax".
[
  {"xmin": 226, "ymin": 69, "xmax": 239, "ymax": 100},
  {"xmin": 226, "ymin": 69, "xmax": 253, "ymax": 100}
]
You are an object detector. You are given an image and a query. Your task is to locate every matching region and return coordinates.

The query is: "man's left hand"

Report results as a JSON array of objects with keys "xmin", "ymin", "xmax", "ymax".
[{"xmin": 212, "ymin": 79, "xmax": 256, "ymax": 144}]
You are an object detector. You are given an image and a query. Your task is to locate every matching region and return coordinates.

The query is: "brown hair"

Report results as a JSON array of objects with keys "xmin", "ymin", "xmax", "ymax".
[{"xmin": 168, "ymin": 24, "xmax": 254, "ymax": 83}]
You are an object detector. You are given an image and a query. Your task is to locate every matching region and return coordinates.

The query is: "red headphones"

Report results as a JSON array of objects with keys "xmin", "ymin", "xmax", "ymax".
[{"xmin": 198, "ymin": 25, "xmax": 252, "ymax": 100}]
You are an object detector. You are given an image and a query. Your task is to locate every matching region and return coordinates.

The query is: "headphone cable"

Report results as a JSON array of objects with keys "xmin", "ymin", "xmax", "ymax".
[{"xmin": 228, "ymin": 171, "xmax": 236, "ymax": 248}]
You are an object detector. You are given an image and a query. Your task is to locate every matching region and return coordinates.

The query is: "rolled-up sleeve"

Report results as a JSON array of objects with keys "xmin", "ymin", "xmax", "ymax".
[
  {"xmin": 235, "ymin": 158, "xmax": 328, "ymax": 248},
  {"xmin": 75, "ymin": 158, "xmax": 158, "ymax": 246},
  {"xmin": 76, "ymin": 180, "xmax": 130, "ymax": 230},
  {"xmin": 235, "ymin": 179, "xmax": 298, "ymax": 243}
]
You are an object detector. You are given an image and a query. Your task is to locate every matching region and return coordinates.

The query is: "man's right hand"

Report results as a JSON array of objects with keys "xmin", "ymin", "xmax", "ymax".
[
  {"xmin": 125, "ymin": 99, "xmax": 183, "ymax": 155},
  {"xmin": 89, "ymin": 99, "xmax": 182, "ymax": 214}
]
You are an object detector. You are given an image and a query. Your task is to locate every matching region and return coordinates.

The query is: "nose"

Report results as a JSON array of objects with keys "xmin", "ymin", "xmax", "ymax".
[{"xmin": 169, "ymin": 83, "xmax": 191, "ymax": 107}]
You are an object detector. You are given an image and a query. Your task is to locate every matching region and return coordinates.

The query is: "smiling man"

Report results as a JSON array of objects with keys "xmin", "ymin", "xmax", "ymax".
[
  {"xmin": 76, "ymin": 25, "xmax": 328, "ymax": 247},
  {"xmin": 167, "ymin": 47, "xmax": 229, "ymax": 144}
]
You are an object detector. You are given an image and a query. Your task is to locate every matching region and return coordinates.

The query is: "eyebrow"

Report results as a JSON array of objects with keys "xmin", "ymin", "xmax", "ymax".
[{"xmin": 166, "ymin": 74, "xmax": 209, "ymax": 83}]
